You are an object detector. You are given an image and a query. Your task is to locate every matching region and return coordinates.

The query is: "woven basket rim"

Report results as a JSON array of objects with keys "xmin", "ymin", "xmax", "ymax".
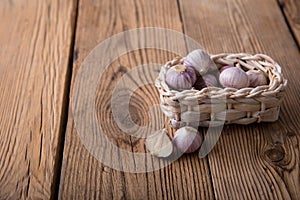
[{"xmin": 155, "ymin": 53, "xmax": 288, "ymax": 100}]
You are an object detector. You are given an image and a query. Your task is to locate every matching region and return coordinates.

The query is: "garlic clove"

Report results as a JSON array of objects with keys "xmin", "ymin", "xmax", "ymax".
[
  {"xmin": 219, "ymin": 67, "xmax": 249, "ymax": 89},
  {"xmin": 184, "ymin": 49, "xmax": 217, "ymax": 75},
  {"xmin": 166, "ymin": 64, "xmax": 197, "ymax": 91},
  {"xmin": 246, "ymin": 70, "xmax": 268, "ymax": 87},
  {"xmin": 173, "ymin": 126, "xmax": 203, "ymax": 153},
  {"xmin": 145, "ymin": 129, "xmax": 173, "ymax": 157}
]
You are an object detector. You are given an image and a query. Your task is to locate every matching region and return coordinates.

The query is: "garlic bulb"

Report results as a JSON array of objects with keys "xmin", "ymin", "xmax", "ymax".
[
  {"xmin": 219, "ymin": 67, "xmax": 249, "ymax": 89},
  {"xmin": 184, "ymin": 49, "xmax": 217, "ymax": 75},
  {"xmin": 246, "ymin": 70, "xmax": 268, "ymax": 87},
  {"xmin": 173, "ymin": 126, "xmax": 203, "ymax": 153},
  {"xmin": 166, "ymin": 64, "xmax": 197, "ymax": 91},
  {"xmin": 145, "ymin": 129, "xmax": 173, "ymax": 157}
]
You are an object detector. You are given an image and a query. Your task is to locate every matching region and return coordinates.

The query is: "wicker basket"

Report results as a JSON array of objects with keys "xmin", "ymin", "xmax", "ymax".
[{"xmin": 155, "ymin": 53, "xmax": 288, "ymax": 128}]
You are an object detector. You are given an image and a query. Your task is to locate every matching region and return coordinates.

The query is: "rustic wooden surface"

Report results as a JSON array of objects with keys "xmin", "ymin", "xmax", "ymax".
[
  {"xmin": 0, "ymin": 0, "xmax": 77, "ymax": 199},
  {"xmin": 0, "ymin": 0, "xmax": 299, "ymax": 199}
]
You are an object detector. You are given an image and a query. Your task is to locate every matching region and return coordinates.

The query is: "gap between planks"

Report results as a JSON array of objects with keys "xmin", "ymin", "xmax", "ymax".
[{"xmin": 51, "ymin": 0, "xmax": 80, "ymax": 199}]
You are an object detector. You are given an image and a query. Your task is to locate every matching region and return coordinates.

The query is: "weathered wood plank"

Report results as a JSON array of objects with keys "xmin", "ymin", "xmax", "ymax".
[
  {"xmin": 278, "ymin": 0, "xmax": 300, "ymax": 47},
  {"xmin": 0, "ymin": 0, "xmax": 77, "ymax": 199},
  {"xmin": 59, "ymin": 0, "xmax": 214, "ymax": 199},
  {"xmin": 179, "ymin": 0, "xmax": 300, "ymax": 199}
]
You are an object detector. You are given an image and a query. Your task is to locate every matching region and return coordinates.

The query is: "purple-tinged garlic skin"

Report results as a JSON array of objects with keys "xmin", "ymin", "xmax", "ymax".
[
  {"xmin": 219, "ymin": 65, "xmax": 233, "ymax": 73},
  {"xmin": 183, "ymin": 60, "xmax": 193, "ymax": 68},
  {"xmin": 219, "ymin": 67, "xmax": 249, "ymax": 89},
  {"xmin": 202, "ymin": 74, "xmax": 219, "ymax": 87},
  {"xmin": 184, "ymin": 49, "xmax": 217, "ymax": 75},
  {"xmin": 166, "ymin": 64, "xmax": 197, "ymax": 91},
  {"xmin": 173, "ymin": 126, "xmax": 203, "ymax": 153},
  {"xmin": 246, "ymin": 70, "xmax": 268, "ymax": 87}
]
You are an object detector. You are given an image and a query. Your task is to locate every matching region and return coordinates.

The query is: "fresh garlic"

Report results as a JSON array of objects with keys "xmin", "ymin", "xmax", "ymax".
[
  {"xmin": 184, "ymin": 49, "xmax": 217, "ymax": 75},
  {"xmin": 219, "ymin": 67, "xmax": 249, "ymax": 89},
  {"xmin": 165, "ymin": 64, "xmax": 197, "ymax": 91},
  {"xmin": 145, "ymin": 129, "xmax": 173, "ymax": 157},
  {"xmin": 246, "ymin": 70, "xmax": 268, "ymax": 87},
  {"xmin": 172, "ymin": 126, "xmax": 203, "ymax": 153}
]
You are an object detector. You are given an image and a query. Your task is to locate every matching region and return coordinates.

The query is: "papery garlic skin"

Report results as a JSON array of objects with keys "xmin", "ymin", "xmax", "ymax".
[
  {"xmin": 173, "ymin": 126, "xmax": 203, "ymax": 153},
  {"xmin": 145, "ymin": 129, "xmax": 173, "ymax": 158},
  {"xmin": 219, "ymin": 67, "xmax": 249, "ymax": 89},
  {"xmin": 184, "ymin": 49, "xmax": 217, "ymax": 75},
  {"xmin": 246, "ymin": 70, "xmax": 268, "ymax": 87},
  {"xmin": 166, "ymin": 64, "xmax": 197, "ymax": 91}
]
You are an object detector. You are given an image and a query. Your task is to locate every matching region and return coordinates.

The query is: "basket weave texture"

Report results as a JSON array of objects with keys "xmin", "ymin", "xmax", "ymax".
[{"xmin": 155, "ymin": 53, "xmax": 288, "ymax": 128}]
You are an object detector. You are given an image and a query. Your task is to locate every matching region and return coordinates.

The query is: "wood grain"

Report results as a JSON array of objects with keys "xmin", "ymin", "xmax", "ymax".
[
  {"xmin": 59, "ymin": 0, "xmax": 214, "ymax": 199},
  {"xmin": 278, "ymin": 0, "xmax": 300, "ymax": 47},
  {"xmin": 0, "ymin": 0, "xmax": 77, "ymax": 199},
  {"xmin": 179, "ymin": 0, "xmax": 300, "ymax": 199}
]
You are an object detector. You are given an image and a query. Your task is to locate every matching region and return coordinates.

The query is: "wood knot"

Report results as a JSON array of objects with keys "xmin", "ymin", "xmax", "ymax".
[
  {"xmin": 287, "ymin": 131, "xmax": 295, "ymax": 137},
  {"xmin": 265, "ymin": 146, "xmax": 285, "ymax": 162}
]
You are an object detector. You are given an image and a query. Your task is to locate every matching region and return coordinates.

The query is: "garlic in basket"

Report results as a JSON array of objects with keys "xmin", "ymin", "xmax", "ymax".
[
  {"xmin": 219, "ymin": 67, "xmax": 249, "ymax": 89},
  {"xmin": 184, "ymin": 49, "xmax": 217, "ymax": 75},
  {"xmin": 246, "ymin": 70, "xmax": 268, "ymax": 87},
  {"xmin": 172, "ymin": 126, "xmax": 203, "ymax": 153},
  {"xmin": 165, "ymin": 64, "xmax": 197, "ymax": 91}
]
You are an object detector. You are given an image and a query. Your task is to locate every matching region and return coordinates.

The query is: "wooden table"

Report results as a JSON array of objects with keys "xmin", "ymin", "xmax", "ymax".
[{"xmin": 1, "ymin": 0, "xmax": 299, "ymax": 199}]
